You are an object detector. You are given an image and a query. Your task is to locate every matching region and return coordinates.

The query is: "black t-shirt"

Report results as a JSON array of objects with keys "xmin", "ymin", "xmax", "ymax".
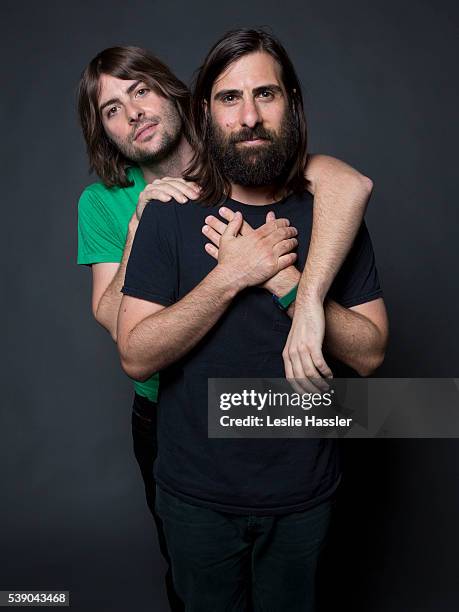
[{"xmin": 122, "ymin": 191, "xmax": 383, "ymax": 515}]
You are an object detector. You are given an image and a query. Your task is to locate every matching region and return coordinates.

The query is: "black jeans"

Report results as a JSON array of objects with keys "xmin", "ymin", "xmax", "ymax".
[
  {"xmin": 131, "ymin": 393, "xmax": 184, "ymax": 611},
  {"xmin": 155, "ymin": 486, "xmax": 334, "ymax": 612}
]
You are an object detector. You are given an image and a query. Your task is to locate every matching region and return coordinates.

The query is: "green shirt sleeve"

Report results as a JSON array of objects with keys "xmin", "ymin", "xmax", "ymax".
[{"xmin": 77, "ymin": 186, "xmax": 124, "ymax": 265}]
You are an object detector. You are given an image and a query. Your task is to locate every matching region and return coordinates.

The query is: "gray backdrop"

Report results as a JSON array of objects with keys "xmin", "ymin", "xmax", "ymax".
[{"xmin": 1, "ymin": 0, "xmax": 458, "ymax": 610}]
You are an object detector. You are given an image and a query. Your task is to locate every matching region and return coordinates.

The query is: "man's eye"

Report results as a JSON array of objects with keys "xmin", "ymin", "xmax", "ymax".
[
  {"xmin": 258, "ymin": 90, "xmax": 274, "ymax": 99},
  {"xmin": 222, "ymin": 94, "xmax": 237, "ymax": 103},
  {"xmin": 107, "ymin": 106, "xmax": 118, "ymax": 118},
  {"xmin": 136, "ymin": 88, "xmax": 149, "ymax": 97}
]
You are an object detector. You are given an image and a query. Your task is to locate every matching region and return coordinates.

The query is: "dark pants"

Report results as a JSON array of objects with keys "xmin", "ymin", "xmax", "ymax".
[
  {"xmin": 155, "ymin": 486, "xmax": 334, "ymax": 612},
  {"xmin": 131, "ymin": 393, "xmax": 184, "ymax": 611}
]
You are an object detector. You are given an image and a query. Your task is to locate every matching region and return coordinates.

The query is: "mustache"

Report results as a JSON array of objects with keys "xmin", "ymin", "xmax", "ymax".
[
  {"xmin": 130, "ymin": 117, "xmax": 160, "ymax": 141},
  {"xmin": 229, "ymin": 126, "xmax": 274, "ymax": 144}
]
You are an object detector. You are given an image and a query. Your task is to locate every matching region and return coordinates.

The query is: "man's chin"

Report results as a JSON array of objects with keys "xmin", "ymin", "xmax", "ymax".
[
  {"xmin": 127, "ymin": 143, "xmax": 167, "ymax": 164},
  {"xmin": 127, "ymin": 151, "xmax": 159, "ymax": 165},
  {"xmin": 237, "ymin": 150, "xmax": 269, "ymax": 164}
]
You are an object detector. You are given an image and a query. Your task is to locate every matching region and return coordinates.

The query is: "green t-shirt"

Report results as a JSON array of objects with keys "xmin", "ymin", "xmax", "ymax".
[{"xmin": 77, "ymin": 166, "xmax": 159, "ymax": 402}]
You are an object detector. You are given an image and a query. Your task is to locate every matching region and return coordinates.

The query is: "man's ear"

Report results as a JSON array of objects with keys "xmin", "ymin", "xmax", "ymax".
[{"xmin": 203, "ymin": 99, "xmax": 208, "ymax": 118}]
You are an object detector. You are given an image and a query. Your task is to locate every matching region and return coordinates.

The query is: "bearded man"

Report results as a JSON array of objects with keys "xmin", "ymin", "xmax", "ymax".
[{"xmin": 117, "ymin": 29, "xmax": 388, "ymax": 611}]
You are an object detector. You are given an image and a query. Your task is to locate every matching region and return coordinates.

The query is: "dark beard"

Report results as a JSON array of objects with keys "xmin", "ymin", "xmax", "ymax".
[{"xmin": 207, "ymin": 110, "xmax": 299, "ymax": 187}]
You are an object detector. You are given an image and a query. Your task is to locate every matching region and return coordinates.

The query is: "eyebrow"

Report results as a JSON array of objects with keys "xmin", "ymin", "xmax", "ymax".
[
  {"xmin": 213, "ymin": 84, "xmax": 283, "ymax": 101},
  {"xmin": 99, "ymin": 80, "xmax": 142, "ymax": 113}
]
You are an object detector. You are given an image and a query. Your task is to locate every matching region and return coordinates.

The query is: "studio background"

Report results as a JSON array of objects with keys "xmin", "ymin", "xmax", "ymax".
[{"xmin": 2, "ymin": 0, "xmax": 458, "ymax": 610}]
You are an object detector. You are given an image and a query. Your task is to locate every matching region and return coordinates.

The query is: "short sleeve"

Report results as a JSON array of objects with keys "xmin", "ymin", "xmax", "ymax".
[
  {"xmin": 122, "ymin": 201, "xmax": 178, "ymax": 307},
  {"xmin": 328, "ymin": 221, "xmax": 383, "ymax": 308},
  {"xmin": 77, "ymin": 187, "xmax": 124, "ymax": 265}
]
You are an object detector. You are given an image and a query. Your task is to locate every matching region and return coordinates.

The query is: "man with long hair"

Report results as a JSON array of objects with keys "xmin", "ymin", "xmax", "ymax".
[
  {"xmin": 117, "ymin": 29, "xmax": 388, "ymax": 610},
  {"xmin": 77, "ymin": 47, "xmax": 196, "ymax": 611}
]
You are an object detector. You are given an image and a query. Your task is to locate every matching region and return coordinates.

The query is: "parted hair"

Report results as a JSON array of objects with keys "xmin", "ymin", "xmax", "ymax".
[
  {"xmin": 77, "ymin": 46, "xmax": 194, "ymax": 188},
  {"xmin": 185, "ymin": 28, "xmax": 308, "ymax": 204}
]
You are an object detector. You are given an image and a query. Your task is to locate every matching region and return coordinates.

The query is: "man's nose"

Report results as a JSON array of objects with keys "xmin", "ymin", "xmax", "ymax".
[
  {"xmin": 239, "ymin": 98, "xmax": 261, "ymax": 129},
  {"xmin": 126, "ymin": 102, "xmax": 145, "ymax": 124}
]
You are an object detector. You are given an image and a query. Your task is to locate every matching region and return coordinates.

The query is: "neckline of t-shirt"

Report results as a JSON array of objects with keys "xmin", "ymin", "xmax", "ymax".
[
  {"xmin": 127, "ymin": 165, "xmax": 146, "ymax": 188},
  {"xmin": 224, "ymin": 193, "xmax": 300, "ymax": 215}
]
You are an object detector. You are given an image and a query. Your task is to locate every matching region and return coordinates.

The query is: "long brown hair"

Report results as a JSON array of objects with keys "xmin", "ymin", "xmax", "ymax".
[
  {"xmin": 185, "ymin": 28, "xmax": 308, "ymax": 205},
  {"xmin": 77, "ymin": 46, "xmax": 194, "ymax": 188}
]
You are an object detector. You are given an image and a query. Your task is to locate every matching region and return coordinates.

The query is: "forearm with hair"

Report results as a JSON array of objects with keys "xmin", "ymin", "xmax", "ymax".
[
  {"xmin": 120, "ymin": 267, "xmax": 238, "ymax": 381},
  {"xmin": 322, "ymin": 299, "xmax": 385, "ymax": 376},
  {"xmin": 299, "ymin": 155, "xmax": 373, "ymax": 303},
  {"xmin": 95, "ymin": 221, "xmax": 137, "ymax": 342}
]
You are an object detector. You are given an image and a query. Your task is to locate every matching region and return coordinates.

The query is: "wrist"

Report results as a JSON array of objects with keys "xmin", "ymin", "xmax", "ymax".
[
  {"xmin": 295, "ymin": 282, "xmax": 326, "ymax": 307},
  {"xmin": 273, "ymin": 283, "xmax": 298, "ymax": 312},
  {"xmin": 210, "ymin": 265, "xmax": 242, "ymax": 299},
  {"xmin": 266, "ymin": 266, "xmax": 300, "ymax": 296}
]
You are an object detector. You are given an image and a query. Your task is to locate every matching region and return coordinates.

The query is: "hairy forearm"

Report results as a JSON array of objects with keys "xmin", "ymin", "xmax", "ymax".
[
  {"xmin": 269, "ymin": 268, "xmax": 384, "ymax": 375},
  {"xmin": 322, "ymin": 300, "xmax": 386, "ymax": 376},
  {"xmin": 120, "ymin": 267, "xmax": 238, "ymax": 381},
  {"xmin": 299, "ymin": 155, "xmax": 373, "ymax": 303},
  {"xmin": 95, "ymin": 221, "xmax": 137, "ymax": 341}
]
